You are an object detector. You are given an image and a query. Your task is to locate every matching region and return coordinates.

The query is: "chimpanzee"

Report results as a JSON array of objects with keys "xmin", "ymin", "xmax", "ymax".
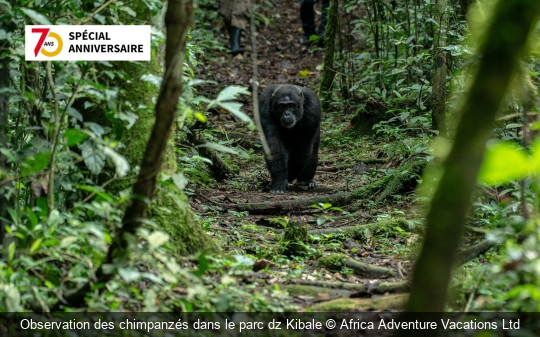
[{"xmin": 259, "ymin": 84, "xmax": 321, "ymax": 193}]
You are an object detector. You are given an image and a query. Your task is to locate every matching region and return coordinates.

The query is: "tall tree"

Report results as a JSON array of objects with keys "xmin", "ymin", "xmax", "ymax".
[
  {"xmin": 430, "ymin": 0, "xmax": 448, "ymax": 134},
  {"xmin": 52, "ymin": 0, "xmax": 205, "ymax": 309},
  {"xmin": 399, "ymin": 0, "xmax": 540, "ymax": 324}
]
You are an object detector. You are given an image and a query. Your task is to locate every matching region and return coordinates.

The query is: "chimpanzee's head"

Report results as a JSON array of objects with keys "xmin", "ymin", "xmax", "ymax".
[{"xmin": 272, "ymin": 85, "xmax": 304, "ymax": 129}]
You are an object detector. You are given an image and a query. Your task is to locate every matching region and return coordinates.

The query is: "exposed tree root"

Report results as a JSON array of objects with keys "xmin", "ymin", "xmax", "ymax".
[
  {"xmin": 280, "ymin": 284, "xmax": 353, "ymax": 299},
  {"xmin": 234, "ymin": 160, "xmax": 426, "ymax": 214},
  {"xmin": 367, "ymin": 280, "xmax": 410, "ymax": 294},
  {"xmin": 319, "ymin": 253, "xmax": 395, "ymax": 278},
  {"xmin": 308, "ymin": 218, "xmax": 410, "ymax": 240},
  {"xmin": 291, "ymin": 279, "xmax": 409, "ymax": 295},
  {"xmin": 291, "ymin": 280, "xmax": 367, "ymax": 292},
  {"xmin": 454, "ymin": 239, "xmax": 497, "ymax": 267},
  {"xmin": 310, "ymin": 294, "xmax": 407, "ymax": 311},
  {"xmin": 235, "ymin": 192, "xmax": 351, "ymax": 214}
]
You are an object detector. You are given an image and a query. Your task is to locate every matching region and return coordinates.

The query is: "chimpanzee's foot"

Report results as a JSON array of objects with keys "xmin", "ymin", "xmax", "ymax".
[{"xmin": 297, "ymin": 180, "xmax": 317, "ymax": 189}]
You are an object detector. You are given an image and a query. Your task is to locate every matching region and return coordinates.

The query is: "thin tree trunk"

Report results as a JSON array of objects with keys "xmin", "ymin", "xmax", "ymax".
[
  {"xmin": 50, "ymin": 0, "xmax": 194, "ymax": 310},
  {"xmin": 319, "ymin": 0, "xmax": 338, "ymax": 110},
  {"xmin": 398, "ymin": 0, "xmax": 540, "ymax": 326},
  {"xmin": 431, "ymin": 0, "xmax": 448, "ymax": 134},
  {"xmin": 0, "ymin": 17, "xmax": 10, "ymax": 257}
]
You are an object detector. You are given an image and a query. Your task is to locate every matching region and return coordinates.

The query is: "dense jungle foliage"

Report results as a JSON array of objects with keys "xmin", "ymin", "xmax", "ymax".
[{"xmin": 1, "ymin": 0, "xmax": 540, "ymax": 317}]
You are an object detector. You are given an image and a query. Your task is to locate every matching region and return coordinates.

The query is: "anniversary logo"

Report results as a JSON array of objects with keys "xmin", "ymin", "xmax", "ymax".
[{"xmin": 25, "ymin": 25, "xmax": 151, "ymax": 61}]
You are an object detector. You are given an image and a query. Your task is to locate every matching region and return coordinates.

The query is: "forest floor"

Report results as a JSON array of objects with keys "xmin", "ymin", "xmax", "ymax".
[{"xmin": 189, "ymin": 1, "xmax": 421, "ymax": 311}]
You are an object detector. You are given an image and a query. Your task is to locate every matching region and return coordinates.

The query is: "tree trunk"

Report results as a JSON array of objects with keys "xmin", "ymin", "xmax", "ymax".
[
  {"xmin": 458, "ymin": 0, "xmax": 474, "ymax": 17},
  {"xmin": 52, "ymin": 0, "xmax": 212, "ymax": 310},
  {"xmin": 319, "ymin": 0, "xmax": 338, "ymax": 110},
  {"xmin": 0, "ymin": 13, "xmax": 11, "ymax": 257},
  {"xmin": 96, "ymin": 1, "xmax": 216, "ymax": 256},
  {"xmin": 430, "ymin": 0, "xmax": 448, "ymax": 134},
  {"xmin": 398, "ymin": 0, "xmax": 540, "ymax": 325}
]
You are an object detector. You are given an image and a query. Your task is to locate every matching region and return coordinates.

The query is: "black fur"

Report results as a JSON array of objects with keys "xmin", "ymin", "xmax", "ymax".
[{"xmin": 259, "ymin": 84, "xmax": 321, "ymax": 193}]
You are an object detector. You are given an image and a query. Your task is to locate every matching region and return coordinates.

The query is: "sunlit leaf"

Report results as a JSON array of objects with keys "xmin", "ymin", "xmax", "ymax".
[
  {"xmin": 8, "ymin": 242, "xmax": 15, "ymax": 262},
  {"xmin": 20, "ymin": 8, "xmax": 52, "ymax": 25},
  {"xmin": 102, "ymin": 146, "xmax": 130, "ymax": 177},
  {"xmin": 148, "ymin": 231, "xmax": 169, "ymax": 251},
  {"xmin": 197, "ymin": 142, "xmax": 249, "ymax": 158},
  {"xmin": 59, "ymin": 236, "xmax": 78, "ymax": 248},
  {"xmin": 118, "ymin": 268, "xmax": 142, "ymax": 283},
  {"xmin": 479, "ymin": 141, "xmax": 531, "ymax": 184},
  {"xmin": 216, "ymin": 85, "xmax": 250, "ymax": 102},
  {"xmin": 194, "ymin": 111, "xmax": 207, "ymax": 123},
  {"xmin": 217, "ymin": 101, "xmax": 255, "ymax": 130},
  {"xmin": 172, "ymin": 173, "xmax": 188, "ymax": 190},
  {"xmin": 29, "ymin": 238, "xmax": 43, "ymax": 254}
]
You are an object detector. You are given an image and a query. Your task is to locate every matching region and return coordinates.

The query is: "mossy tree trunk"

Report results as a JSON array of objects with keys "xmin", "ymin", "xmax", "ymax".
[
  {"xmin": 397, "ymin": 0, "xmax": 540, "ymax": 325},
  {"xmin": 319, "ymin": 0, "xmax": 338, "ymax": 110},
  {"xmin": 53, "ymin": 0, "xmax": 214, "ymax": 310},
  {"xmin": 430, "ymin": 0, "xmax": 448, "ymax": 134},
  {"xmin": 0, "ymin": 16, "xmax": 9, "ymax": 251},
  {"xmin": 102, "ymin": 1, "xmax": 217, "ymax": 255}
]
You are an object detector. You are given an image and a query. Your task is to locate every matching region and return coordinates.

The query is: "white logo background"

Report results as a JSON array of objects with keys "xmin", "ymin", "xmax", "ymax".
[{"xmin": 25, "ymin": 25, "xmax": 151, "ymax": 61}]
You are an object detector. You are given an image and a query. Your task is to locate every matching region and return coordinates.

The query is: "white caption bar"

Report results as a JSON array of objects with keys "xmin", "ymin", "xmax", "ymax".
[{"xmin": 25, "ymin": 25, "xmax": 151, "ymax": 61}]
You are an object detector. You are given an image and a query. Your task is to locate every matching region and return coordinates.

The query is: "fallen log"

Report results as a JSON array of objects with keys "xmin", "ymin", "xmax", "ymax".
[
  {"xmin": 454, "ymin": 239, "xmax": 497, "ymax": 267},
  {"xmin": 291, "ymin": 280, "xmax": 367, "ymax": 292},
  {"xmin": 308, "ymin": 218, "xmax": 411, "ymax": 240},
  {"xmin": 279, "ymin": 284, "xmax": 353, "ymax": 299},
  {"xmin": 233, "ymin": 160, "xmax": 426, "ymax": 214},
  {"xmin": 291, "ymin": 279, "xmax": 408, "ymax": 295},
  {"xmin": 319, "ymin": 253, "xmax": 395, "ymax": 278},
  {"xmin": 310, "ymin": 293, "xmax": 407, "ymax": 311}
]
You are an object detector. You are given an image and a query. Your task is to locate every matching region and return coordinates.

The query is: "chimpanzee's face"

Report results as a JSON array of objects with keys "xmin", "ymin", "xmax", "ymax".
[{"xmin": 275, "ymin": 92, "xmax": 303, "ymax": 129}]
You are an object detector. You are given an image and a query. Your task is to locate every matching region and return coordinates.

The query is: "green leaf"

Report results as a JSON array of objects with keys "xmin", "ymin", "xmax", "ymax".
[
  {"xmin": 29, "ymin": 238, "xmax": 43, "ymax": 253},
  {"xmin": 143, "ymin": 289, "xmax": 158, "ymax": 312},
  {"xmin": 20, "ymin": 8, "xmax": 52, "ymax": 25},
  {"xmin": 217, "ymin": 101, "xmax": 255, "ymax": 130},
  {"xmin": 0, "ymin": 148, "xmax": 15, "ymax": 163},
  {"xmin": 8, "ymin": 241, "xmax": 15, "ymax": 262},
  {"xmin": 216, "ymin": 85, "xmax": 250, "ymax": 102},
  {"xmin": 59, "ymin": 236, "xmax": 77, "ymax": 248},
  {"xmin": 82, "ymin": 140, "xmax": 106, "ymax": 175},
  {"xmin": 22, "ymin": 152, "xmax": 51, "ymax": 175},
  {"xmin": 118, "ymin": 268, "xmax": 142, "ymax": 283},
  {"xmin": 102, "ymin": 146, "xmax": 130, "ymax": 177},
  {"xmin": 195, "ymin": 253, "xmax": 209, "ymax": 277},
  {"xmin": 64, "ymin": 129, "xmax": 89, "ymax": 146},
  {"xmin": 172, "ymin": 173, "xmax": 188, "ymax": 190},
  {"xmin": 148, "ymin": 231, "xmax": 169, "ymax": 251},
  {"xmin": 479, "ymin": 141, "xmax": 531, "ymax": 184},
  {"xmin": 197, "ymin": 142, "xmax": 249, "ymax": 158}
]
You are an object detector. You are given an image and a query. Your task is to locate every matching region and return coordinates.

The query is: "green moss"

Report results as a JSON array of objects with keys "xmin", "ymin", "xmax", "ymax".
[
  {"xmin": 309, "ymin": 218, "xmax": 411, "ymax": 241},
  {"xmin": 376, "ymin": 159, "xmax": 427, "ymax": 202},
  {"xmin": 148, "ymin": 184, "xmax": 218, "ymax": 255},
  {"xmin": 281, "ymin": 220, "xmax": 309, "ymax": 257},
  {"xmin": 319, "ymin": 253, "xmax": 346, "ymax": 270}
]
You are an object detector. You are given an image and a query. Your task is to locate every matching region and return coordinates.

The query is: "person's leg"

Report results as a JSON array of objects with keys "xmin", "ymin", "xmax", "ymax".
[
  {"xmin": 317, "ymin": 0, "xmax": 330, "ymax": 38},
  {"xmin": 229, "ymin": 0, "xmax": 249, "ymax": 55},
  {"xmin": 300, "ymin": 0, "xmax": 316, "ymax": 44}
]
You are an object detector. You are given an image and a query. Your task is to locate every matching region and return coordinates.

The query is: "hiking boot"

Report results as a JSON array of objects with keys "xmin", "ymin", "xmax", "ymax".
[
  {"xmin": 300, "ymin": 35, "xmax": 313, "ymax": 45},
  {"xmin": 230, "ymin": 27, "xmax": 244, "ymax": 56}
]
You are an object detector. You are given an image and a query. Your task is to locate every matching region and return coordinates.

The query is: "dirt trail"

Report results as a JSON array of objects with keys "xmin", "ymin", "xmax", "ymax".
[{"xmin": 192, "ymin": 1, "xmax": 414, "ymax": 310}]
